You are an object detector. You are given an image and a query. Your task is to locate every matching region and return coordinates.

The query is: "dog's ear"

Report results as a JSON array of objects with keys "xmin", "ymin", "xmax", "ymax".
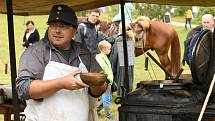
[
  {"xmin": 139, "ymin": 20, "xmax": 150, "ymax": 29},
  {"xmin": 136, "ymin": 16, "xmax": 150, "ymax": 29},
  {"xmin": 137, "ymin": 16, "xmax": 150, "ymax": 21}
]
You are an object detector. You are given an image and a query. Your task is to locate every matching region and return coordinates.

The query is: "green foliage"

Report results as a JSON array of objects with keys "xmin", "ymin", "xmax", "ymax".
[
  {"xmin": 76, "ymin": 11, "xmax": 87, "ymax": 17},
  {"xmin": 173, "ymin": 6, "xmax": 191, "ymax": 16},
  {"xmin": 106, "ymin": 5, "xmax": 119, "ymax": 17},
  {"xmin": 198, "ymin": 7, "xmax": 215, "ymax": 17},
  {"xmin": 137, "ymin": 3, "xmax": 171, "ymax": 20},
  {"xmin": 100, "ymin": 5, "xmax": 119, "ymax": 21},
  {"xmin": 100, "ymin": 3, "xmax": 174, "ymax": 21}
]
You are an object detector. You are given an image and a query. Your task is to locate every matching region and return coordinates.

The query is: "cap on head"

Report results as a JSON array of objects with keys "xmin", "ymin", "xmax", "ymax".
[{"xmin": 47, "ymin": 4, "xmax": 77, "ymax": 28}]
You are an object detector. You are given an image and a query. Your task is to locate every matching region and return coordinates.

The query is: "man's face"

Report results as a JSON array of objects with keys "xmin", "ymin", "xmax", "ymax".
[
  {"xmin": 88, "ymin": 12, "xmax": 100, "ymax": 24},
  {"xmin": 202, "ymin": 17, "xmax": 215, "ymax": 30},
  {"xmin": 48, "ymin": 21, "xmax": 76, "ymax": 50}
]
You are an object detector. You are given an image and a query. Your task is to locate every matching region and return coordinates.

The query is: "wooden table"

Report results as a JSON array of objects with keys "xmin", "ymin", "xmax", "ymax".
[{"xmin": 0, "ymin": 104, "xmax": 25, "ymax": 121}]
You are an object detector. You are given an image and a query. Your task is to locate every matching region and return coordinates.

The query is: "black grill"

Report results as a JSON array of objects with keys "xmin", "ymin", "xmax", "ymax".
[{"xmin": 119, "ymin": 103, "xmax": 215, "ymax": 121}]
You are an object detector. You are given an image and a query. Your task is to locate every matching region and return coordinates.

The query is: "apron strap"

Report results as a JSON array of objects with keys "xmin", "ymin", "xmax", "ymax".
[
  {"xmin": 49, "ymin": 48, "xmax": 52, "ymax": 62},
  {"xmin": 78, "ymin": 56, "xmax": 83, "ymax": 64},
  {"xmin": 78, "ymin": 56, "xmax": 88, "ymax": 73}
]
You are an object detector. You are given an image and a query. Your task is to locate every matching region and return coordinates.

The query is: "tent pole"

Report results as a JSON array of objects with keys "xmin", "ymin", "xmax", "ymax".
[
  {"xmin": 120, "ymin": 0, "xmax": 129, "ymax": 103},
  {"xmin": 6, "ymin": 0, "xmax": 20, "ymax": 120}
]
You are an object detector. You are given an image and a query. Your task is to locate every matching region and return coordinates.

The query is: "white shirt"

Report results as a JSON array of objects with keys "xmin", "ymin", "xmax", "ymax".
[{"xmin": 26, "ymin": 29, "xmax": 35, "ymax": 40}]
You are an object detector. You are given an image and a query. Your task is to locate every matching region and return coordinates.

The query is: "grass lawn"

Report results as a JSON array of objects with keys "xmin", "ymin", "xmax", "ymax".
[
  {"xmin": 172, "ymin": 16, "xmax": 201, "ymax": 25},
  {"xmin": 0, "ymin": 14, "xmax": 190, "ymax": 121}
]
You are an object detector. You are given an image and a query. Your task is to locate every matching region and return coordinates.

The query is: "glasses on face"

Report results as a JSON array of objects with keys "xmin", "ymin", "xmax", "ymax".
[{"xmin": 48, "ymin": 22, "xmax": 72, "ymax": 29}]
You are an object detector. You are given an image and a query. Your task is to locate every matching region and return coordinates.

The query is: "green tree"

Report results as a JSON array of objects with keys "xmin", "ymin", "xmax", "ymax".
[
  {"xmin": 100, "ymin": 5, "xmax": 119, "ymax": 20},
  {"xmin": 136, "ymin": 3, "xmax": 171, "ymax": 20},
  {"xmin": 76, "ymin": 11, "xmax": 87, "ymax": 17},
  {"xmin": 173, "ymin": 6, "xmax": 191, "ymax": 16},
  {"xmin": 198, "ymin": 7, "xmax": 215, "ymax": 18}
]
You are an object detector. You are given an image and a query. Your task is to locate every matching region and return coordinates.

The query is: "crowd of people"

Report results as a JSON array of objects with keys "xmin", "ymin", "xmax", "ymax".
[{"xmin": 16, "ymin": 4, "xmax": 215, "ymax": 121}]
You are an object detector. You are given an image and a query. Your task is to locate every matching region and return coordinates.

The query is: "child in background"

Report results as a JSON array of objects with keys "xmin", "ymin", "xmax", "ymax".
[{"xmin": 96, "ymin": 40, "xmax": 115, "ymax": 120}]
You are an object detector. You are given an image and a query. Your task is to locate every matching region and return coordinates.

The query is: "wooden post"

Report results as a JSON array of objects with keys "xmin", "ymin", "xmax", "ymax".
[
  {"xmin": 144, "ymin": 57, "xmax": 149, "ymax": 71},
  {"xmin": 146, "ymin": 52, "xmax": 173, "ymax": 78}
]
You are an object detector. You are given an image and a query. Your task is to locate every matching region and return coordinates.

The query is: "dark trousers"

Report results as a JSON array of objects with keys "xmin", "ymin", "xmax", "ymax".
[{"xmin": 185, "ymin": 18, "xmax": 192, "ymax": 30}]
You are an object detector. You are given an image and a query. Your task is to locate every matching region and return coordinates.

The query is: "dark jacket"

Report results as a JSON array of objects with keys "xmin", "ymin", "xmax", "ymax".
[
  {"xmin": 97, "ymin": 31, "xmax": 106, "ymax": 42},
  {"xmin": 107, "ymin": 34, "xmax": 134, "ymax": 96},
  {"xmin": 75, "ymin": 19, "xmax": 100, "ymax": 56},
  {"xmin": 23, "ymin": 29, "xmax": 40, "ymax": 48},
  {"xmin": 183, "ymin": 25, "xmax": 202, "ymax": 66}
]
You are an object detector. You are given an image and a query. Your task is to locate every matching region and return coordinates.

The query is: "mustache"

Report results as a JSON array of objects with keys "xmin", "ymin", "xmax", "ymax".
[
  {"xmin": 52, "ymin": 33, "xmax": 63, "ymax": 38},
  {"xmin": 52, "ymin": 35, "xmax": 64, "ymax": 39}
]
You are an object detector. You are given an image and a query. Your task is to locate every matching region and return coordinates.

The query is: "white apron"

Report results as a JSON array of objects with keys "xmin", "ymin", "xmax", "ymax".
[{"xmin": 25, "ymin": 51, "xmax": 91, "ymax": 121}]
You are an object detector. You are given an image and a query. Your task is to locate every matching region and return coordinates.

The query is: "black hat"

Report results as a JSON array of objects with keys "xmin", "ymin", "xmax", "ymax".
[{"xmin": 47, "ymin": 4, "xmax": 77, "ymax": 28}]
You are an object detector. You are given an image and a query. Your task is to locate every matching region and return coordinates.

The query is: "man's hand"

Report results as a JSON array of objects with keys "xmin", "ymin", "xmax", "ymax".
[
  {"xmin": 60, "ymin": 69, "xmax": 89, "ymax": 90},
  {"xmin": 29, "ymin": 69, "xmax": 89, "ymax": 99}
]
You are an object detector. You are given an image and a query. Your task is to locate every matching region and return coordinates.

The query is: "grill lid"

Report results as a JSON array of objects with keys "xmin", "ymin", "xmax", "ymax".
[{"xmin": 191, "ymin": 29, "xmax": 215, "ymax": 90}]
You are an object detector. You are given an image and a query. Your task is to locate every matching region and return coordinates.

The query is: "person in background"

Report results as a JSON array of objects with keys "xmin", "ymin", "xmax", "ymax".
[
  {"xmin": 75, "ymin": 9, "xmax": 101, "ymax": 56},
  {"xmin": 184, "ymin": 9, "xmax": 193, "ymax": 30},
  {"xmin": 107, "ymin": 22, "xmax": 135, "ymax": 96},
  {"xmin": 75, "ymin": 10, "xmax": 103, "ymax": 121},
  {"xmin": 16, "ymin": 4, "xmax": 107, "ymax": 121},
  {"xmin": 22, "ymin": 20, "xmax": 40, "ymax": 48},
  {"xmin": 95, "ymin": 19, "xmax": 106, "ymax": 42},
  {"xmin": 201, "ymin": 14, "xmax": 215, "ymax": 31},
  {"xmin": 96, "ymin": 40, "xmax": 115, "ymax": 120}
]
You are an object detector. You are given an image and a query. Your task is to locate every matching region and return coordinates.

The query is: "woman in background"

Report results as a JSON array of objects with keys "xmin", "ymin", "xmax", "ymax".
[
  {"xmin": 184, "ymin": 9, "xmax": 193, "ymax": 30},
  {"xmin": 22, "ymin": 20, "xmax": 40, "ymax": 48}
]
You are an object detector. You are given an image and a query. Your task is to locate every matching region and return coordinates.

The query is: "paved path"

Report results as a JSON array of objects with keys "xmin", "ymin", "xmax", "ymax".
[{"xmin": 171, "ymin": 21, "xmax": 198, "ymax": 28}]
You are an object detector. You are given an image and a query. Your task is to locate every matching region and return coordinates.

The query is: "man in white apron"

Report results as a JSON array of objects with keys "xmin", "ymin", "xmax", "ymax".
[{"xmin": 16, "ymin": 4, "xmax": 107, "ymax": 121}]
